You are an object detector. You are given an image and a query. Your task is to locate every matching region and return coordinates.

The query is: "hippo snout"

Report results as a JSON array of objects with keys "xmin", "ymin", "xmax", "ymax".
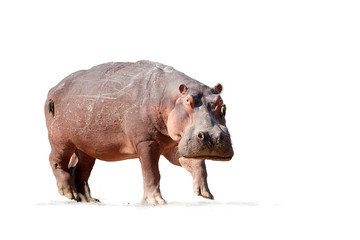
[{"xmin": 178, "ymin": 125, "xmax": 234, "ymax": 161}]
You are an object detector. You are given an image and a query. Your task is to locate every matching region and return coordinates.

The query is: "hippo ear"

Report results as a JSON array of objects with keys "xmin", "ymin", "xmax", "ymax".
[
  {"xmin": 213, "ymin": 83, "xmax": 223, "ymax": 94},
  {"xmin": 179, "ymin": 84, "xmax": 188, "ymax": 94}
]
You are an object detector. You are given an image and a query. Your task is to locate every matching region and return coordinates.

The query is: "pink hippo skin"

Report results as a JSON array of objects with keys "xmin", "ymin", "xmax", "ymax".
[{"xmin": 45, "ymin": 60, "xmax": 233, "ymax": 204}]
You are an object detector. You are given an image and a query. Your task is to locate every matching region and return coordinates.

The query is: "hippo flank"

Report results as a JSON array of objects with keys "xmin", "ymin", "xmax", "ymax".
[{"xmin": 45, "ymin": 60, "xmax": 233, "ymax": 204}]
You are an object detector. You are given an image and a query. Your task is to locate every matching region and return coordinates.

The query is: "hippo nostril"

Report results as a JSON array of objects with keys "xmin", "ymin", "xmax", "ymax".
[
  {"xmin": 198, "ymin": 132, "xmax": 204, "ymax": 140},
  {"xmin": 220, "ymin": 132, "xmax": 225, "ymax": 140}
]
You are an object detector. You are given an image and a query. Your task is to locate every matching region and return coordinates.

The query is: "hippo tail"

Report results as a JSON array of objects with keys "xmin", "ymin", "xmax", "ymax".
[{"xmin": 48, "ymin": 98, "xmax": 55, "ymax": 116}]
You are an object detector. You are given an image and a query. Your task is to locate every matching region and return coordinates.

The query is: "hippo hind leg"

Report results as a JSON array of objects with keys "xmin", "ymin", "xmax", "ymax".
[
  {"xmin": 49, "ymin": 145, "xmax": 79, "ymax": 201},
  {"xmin": 71, "ymin": 150, "xmax": 99, "ymax": 203}
]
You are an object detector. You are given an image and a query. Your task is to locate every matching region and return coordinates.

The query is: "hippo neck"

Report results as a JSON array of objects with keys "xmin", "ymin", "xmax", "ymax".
[{"xmin": 145, "ymin": 71, "xmax": 175, "ymax": 138}]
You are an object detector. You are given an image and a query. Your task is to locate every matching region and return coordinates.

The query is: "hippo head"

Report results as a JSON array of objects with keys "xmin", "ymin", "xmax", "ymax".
[{"xmin": 167, "ymin": 83, "xmax": 234, "ymax": 161}]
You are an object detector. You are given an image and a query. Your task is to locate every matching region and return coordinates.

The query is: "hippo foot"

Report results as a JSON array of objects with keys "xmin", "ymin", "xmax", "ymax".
[
  {"xmin": 78, "ymin": 193, "xmax": 100, "ymax": 203},
  {"xmin": 74, "ymin": 181, "xmax": 99, "ymax": 203},
  {"xmin": 193, "ymin": 179, "xmax": 214, "ymax": 200},
  {"xmin": 57, "ymin": 183, "xmax": 79, "ymax": 201},
  {"xmin": 141, "ymin": 192, "xmax": 167, "ymax": 205}
]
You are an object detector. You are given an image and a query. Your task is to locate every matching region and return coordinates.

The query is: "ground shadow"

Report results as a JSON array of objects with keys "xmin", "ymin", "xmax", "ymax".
[{"xmin": 36, "ymin": 200, "xmax": 261, "ymax": 207}]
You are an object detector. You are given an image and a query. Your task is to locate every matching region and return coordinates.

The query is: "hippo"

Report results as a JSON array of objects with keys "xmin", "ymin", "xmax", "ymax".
[{"xmin": 45, "ymin": 60, "xmax": 233, "ymax": 204}]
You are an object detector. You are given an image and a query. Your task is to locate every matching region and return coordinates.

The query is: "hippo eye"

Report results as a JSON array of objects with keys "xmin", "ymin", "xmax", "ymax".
[
  {"xmin": 220, "ymin": 104, "xmax": 226, "ymax": 118},
  {"xmin": 184, "ymin": 95, "xmax": 194, "ymax": 108}
]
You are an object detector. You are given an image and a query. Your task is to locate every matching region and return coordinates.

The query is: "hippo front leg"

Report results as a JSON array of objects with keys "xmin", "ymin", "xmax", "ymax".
[
  {"xmin": 163, "ymin": 149, "xmax": 214, "ymax": 200},
  {"xmin": 137, "ymin": 141, "xmax": 166, "ymax": 205},
  {"xmin": 179, "ymin": 158, "xmax": 214, "ymax": 200}
]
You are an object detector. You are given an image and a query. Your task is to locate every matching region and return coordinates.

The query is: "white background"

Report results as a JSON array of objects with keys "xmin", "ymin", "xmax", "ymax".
[{"xmin": 1, "ymin": 0, "xmax": 359, "ymax": 239}]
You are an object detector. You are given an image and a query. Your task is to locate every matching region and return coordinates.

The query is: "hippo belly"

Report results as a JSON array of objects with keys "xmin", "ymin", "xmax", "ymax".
[{"xmin": 55, "ymin": 94, "xmax": 139, "ymax": 161}]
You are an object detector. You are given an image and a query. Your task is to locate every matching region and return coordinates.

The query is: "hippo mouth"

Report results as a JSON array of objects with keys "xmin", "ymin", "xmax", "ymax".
[
  {"xmin": 180, "ymin": 155, "xmax": 232, "ymax": 161},
  {"xmin": 177, "ymin": 124, "xmax": 234, "ymax": 162}
]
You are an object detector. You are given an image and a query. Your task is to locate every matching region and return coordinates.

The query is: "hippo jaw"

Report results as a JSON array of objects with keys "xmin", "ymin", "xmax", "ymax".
[{"xmin": 178, "ymin": 147, "xmax": 234, "ymax": 162}]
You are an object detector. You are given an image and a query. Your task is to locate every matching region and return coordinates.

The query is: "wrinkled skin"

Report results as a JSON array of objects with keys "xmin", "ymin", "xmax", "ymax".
[{"xmin": 45, "ymin": 60, "xmax": 233, "ymax": 204}]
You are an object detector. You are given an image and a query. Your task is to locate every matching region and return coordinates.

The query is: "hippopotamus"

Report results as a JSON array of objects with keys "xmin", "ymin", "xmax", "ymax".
[{"xmin": 45, "ymin": 60, "xmax": 233, "ymax": 204}]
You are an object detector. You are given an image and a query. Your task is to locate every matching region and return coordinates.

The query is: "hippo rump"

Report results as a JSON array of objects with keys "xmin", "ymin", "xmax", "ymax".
[{"xmin": 45, "ymin": 60, "xmax": 233, "ymax": 204}]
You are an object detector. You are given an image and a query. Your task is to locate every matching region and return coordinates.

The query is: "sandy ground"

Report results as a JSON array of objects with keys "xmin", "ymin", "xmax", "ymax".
[
  {"xmin": 2, "ymin": 157, "xmax": 360, "ymax": 240},
  {"xmin": 4, "ymin": 199, "xmax": 360, "ymax": 239}
]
